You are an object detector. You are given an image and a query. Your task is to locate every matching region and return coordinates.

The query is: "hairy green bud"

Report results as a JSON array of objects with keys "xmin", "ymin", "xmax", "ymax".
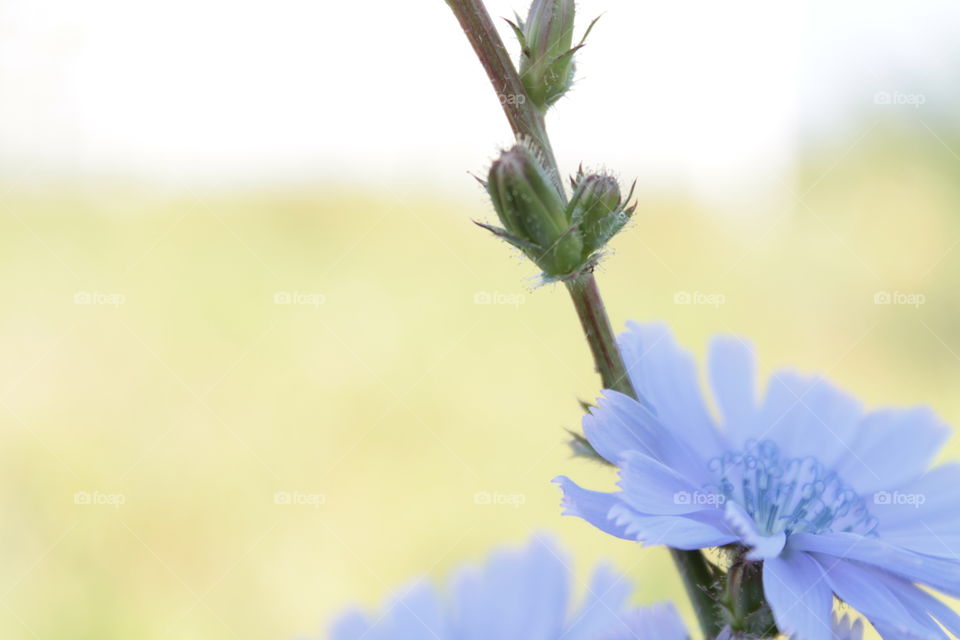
[
  {"xmin": 511, "ymin": 0, "xmax": 578, "ymax": 112},
  {"xmin": 484, "ymin": 145, "xmax": 583, "ymax": 276},
  {"xmin": 568, "ymin": 170, "xmax": 635, "ymax": 255},
  {"xmin": 480, "ymin": 148, "xmax": 634, "ymax": 278}
]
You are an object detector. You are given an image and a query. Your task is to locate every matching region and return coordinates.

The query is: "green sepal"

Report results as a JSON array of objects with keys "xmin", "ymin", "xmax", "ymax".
[
  {"xmin": 473, "ymin": 220, "xmax": 544, "ymax": 255},
  {"xmin": 565, "ymin": 428, "xmax": 611, "ymax": 465}
]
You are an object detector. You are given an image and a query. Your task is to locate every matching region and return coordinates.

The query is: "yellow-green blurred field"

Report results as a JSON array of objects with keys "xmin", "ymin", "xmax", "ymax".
[{"xmin": 2, "ymin": 126, "xmax": 960, "ymax": 639}]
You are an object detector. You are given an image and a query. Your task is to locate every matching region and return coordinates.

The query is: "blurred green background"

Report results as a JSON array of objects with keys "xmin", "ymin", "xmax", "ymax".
[{"xmin": 2, "ymin": 122, "xmax": 960, "ymax": 639}]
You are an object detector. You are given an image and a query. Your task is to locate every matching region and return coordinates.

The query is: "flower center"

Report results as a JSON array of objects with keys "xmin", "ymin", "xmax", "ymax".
[{"xmin": 706, "ymin": 439, "xmax": 878, "ymax": 537}]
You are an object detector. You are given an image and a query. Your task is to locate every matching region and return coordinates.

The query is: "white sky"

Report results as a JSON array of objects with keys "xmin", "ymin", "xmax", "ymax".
[{"xmin": 1, "ymin": 0, "xmax": 958, "ymax": 203}]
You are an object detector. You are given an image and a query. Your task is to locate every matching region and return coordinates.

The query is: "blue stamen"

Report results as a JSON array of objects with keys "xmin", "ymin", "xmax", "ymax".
[{"xmin": 706, "ymin": 439, "xmax": 878, "ymax": 537}]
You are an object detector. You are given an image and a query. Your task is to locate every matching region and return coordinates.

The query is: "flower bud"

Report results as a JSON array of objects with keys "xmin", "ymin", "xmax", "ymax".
[
  {"xmin": 513, "ymin": 0, "xmax": 577, "ymax": 112},
  {"xmin": 485, "ymin": 145, "xmax": 584, "ymax": 276},
  {"xmin": 568, "ymin": 171, "xmax": 635, "ymax": 255}
]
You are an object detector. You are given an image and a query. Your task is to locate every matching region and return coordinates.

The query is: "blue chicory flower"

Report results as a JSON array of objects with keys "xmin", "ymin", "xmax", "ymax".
[
  {"xmin": 556, "ymin": 322, "xmax": 960, "ymax": 639},
  {"xmin": 327, "ymin": 535, "xmax": 688, "ymax": 640}
]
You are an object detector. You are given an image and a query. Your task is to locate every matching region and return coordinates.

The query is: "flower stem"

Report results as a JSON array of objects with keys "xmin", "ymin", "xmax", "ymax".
[
  {"xmin": 445, "ymin": 1, "xmax": 722, "ymax": 636},
  {"xmin": 565, "ymin": 273, "xmax": 634, "ymax": 397},
  {"xmin": 673, "ymin": 548, "xmax": 723, "ymax": 638}
]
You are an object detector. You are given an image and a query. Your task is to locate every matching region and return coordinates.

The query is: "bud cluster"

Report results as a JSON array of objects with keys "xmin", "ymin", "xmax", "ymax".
[{"xmin": 481, "ymin": 144, "xmax": 634, "ymax": 278}]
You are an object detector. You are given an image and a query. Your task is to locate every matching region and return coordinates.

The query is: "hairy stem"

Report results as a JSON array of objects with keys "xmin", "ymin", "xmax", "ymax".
[
  {"xmin": 445, "ymin": 1, "xmax": 722, "ymax": 636},
  {"xmin": 673, "ymin": 548, "xmax": 723, "ymax": 637},
  {"xmin": 445, "ymin": 0, "xmax": 562, "ymax": 191},
  {"xmin": 565, "ymin": 273, "xmax": 634, "ymax": 397}
]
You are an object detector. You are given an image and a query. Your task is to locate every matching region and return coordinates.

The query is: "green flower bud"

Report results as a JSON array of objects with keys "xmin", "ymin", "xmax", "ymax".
[
  {"xmin": 484, "ymin": 145, "xmax": 584, "ymax": 276},
  {"xmin": 512, "ymin": 0, "xmax": 577, "ymax": 112},
  {"xmin": 480, "ymin": 151, "xmax": 634, "ymax": 278},
  {"xmin": 568, "ymin": 170, "xmax": 635, "ymax": 256}
]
